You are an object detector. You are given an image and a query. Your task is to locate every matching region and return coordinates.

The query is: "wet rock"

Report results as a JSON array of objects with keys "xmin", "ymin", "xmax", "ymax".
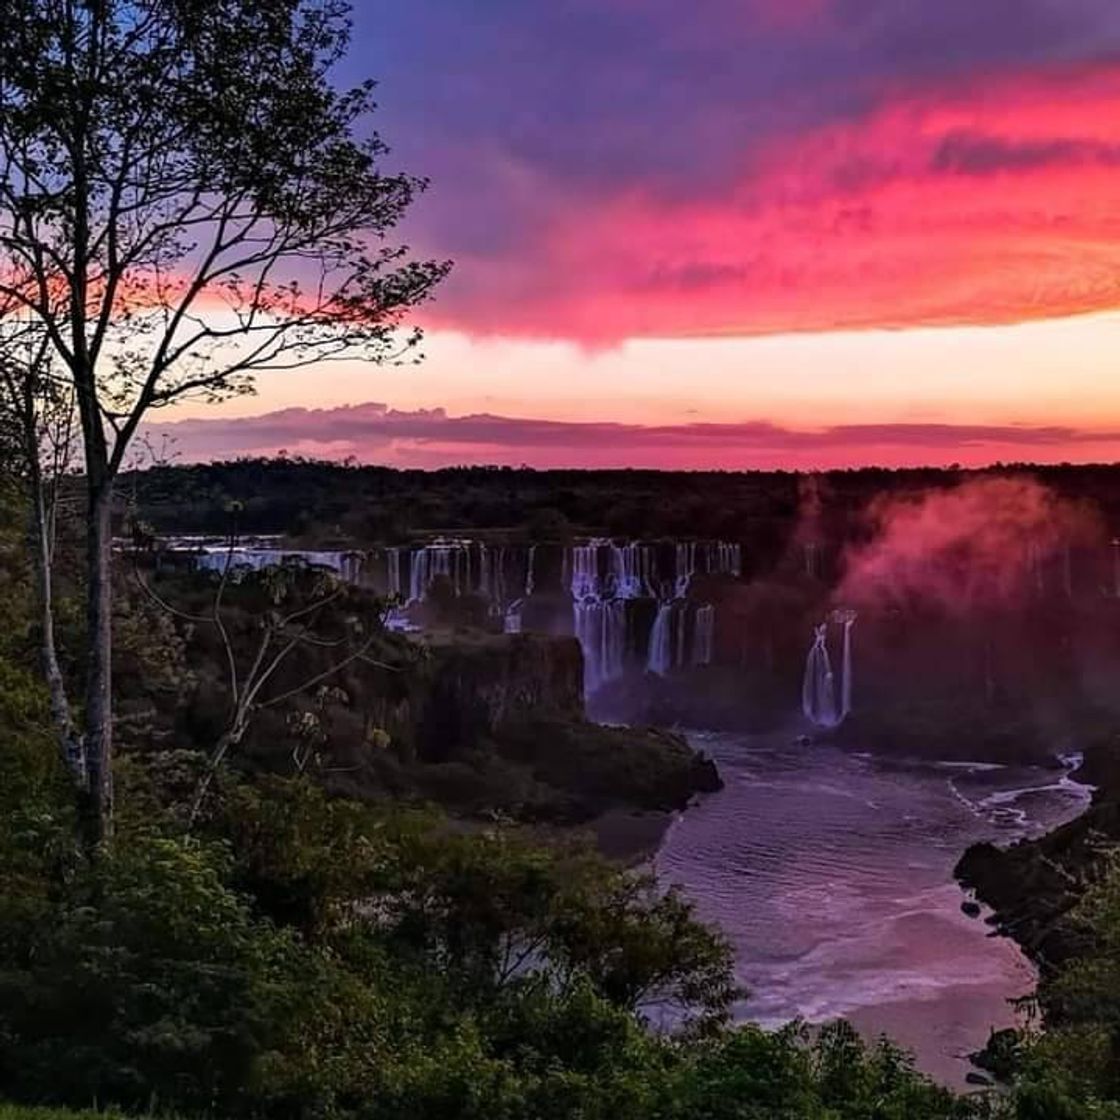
[{"xmin": 961, "ymin": 900, "xmax": 982, "ymax": 919}]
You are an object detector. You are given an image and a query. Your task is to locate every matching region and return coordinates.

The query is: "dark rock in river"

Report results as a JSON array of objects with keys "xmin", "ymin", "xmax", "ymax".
[
  {"xmin": 961, "ymin": 900, "xmax": 982, "ymax": 919},
  {"xmin": 970, "ymin": 1027, "xmax": 1024, "ymax": 1083},
  {"xmin": 955, "ymin": 740, "xmax": 1120, "ymax": 974}
]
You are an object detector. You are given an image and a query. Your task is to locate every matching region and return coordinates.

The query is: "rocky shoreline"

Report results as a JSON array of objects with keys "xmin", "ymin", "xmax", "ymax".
[{"xmin": 955, "ymin": 739, "xmax": 1120, "ymax": 975}]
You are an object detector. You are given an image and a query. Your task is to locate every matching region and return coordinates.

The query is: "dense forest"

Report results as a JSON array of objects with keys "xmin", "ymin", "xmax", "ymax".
[
  {"xmin": 7, "ymin": 455, "xmax": 1120, "ymax": 1117},
  {"xmin": 130, "ymin": 458, "xmax": 1120, "ymax": 546},
  {"xmin": 4, "ymin": 0, "xmax": 1120, "ymax": 1116}
]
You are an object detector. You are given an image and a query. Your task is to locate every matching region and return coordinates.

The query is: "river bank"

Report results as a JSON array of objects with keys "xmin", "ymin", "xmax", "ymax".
[{"xmin": 956, "ymin": 740, "xmax": 1120, "ymax": 974}]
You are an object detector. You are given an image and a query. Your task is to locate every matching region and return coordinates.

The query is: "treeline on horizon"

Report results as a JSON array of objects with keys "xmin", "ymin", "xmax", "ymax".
[{"xmin": 131, "ymin": 456, "xmax": 1120, "ymax": 546}]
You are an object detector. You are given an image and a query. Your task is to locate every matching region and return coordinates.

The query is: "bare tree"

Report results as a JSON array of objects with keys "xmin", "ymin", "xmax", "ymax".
[
  {"xmin": 0, "ymin": 323, "xmax": 84, "ymax": 782},
  {"xmin": 0, "ymin": 0, "xmax": 448, "ymax": 842},
  {"xmin": 131, "ymin": 545, "xmax": 396, "ymax": 826}
]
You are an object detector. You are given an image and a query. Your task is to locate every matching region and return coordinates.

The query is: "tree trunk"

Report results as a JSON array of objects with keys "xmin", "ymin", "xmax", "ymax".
[
  {"xmin": 30, "ymin": 473, "xmax": 85, "ymax": 785},
  {"xmin": 189, "ymin": 727, "xmax": 239, "ymax": 827},
  {"xmin": 84, "ymin": 483, "xmax": 114, "ymax": 844}
]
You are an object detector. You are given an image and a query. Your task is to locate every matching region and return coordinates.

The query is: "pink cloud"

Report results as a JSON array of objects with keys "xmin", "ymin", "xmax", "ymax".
[
  {"xmin": 147, "ymin": 402, "xmax": 1120, "ymax": 470},
  {"xmin": 419, "ymin": 65, "xmax": 1120, "ymax": 343}
]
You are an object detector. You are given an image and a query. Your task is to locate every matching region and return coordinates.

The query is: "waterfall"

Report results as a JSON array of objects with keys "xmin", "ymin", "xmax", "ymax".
[
  {"xmin": 647, "ymin": 604, "xmax": 674, "ymax": 675},
  {"xmin": 339, "ymin": 553, "xmax": 363, "ymax": 584},
  {"xmin": 802, "ymin": 612, "xmax": 857, "ymax": 728},
  {"xmin": 693, "ymin": 604, "xmax": 715, "ymax": 666},
  {"xmin": 198, "ymin": 547, "xmax": 357, "ymax": 577},
  {"xmin": 525, "ymin": 544, "xmax": 537, "ymax": 598},
  {"xmin": 675, "ymin": 542, "xmax": 697, "ymax": 598},
  {"xmin": 575, "ymin": 599, "xmax": 627, "ymax": 694},
  {"xmin": 504, "ymin": 600, "xmax": 523, "ymax": 634},
  {"xmin": 611, "ymin": 542, "xmax": 648, "ymax": 598},
  {"xmin": 408, "ymin": 542, "xmax": 471, "ymax": 603},
  {"xmin": 802, "ymin": 623, "xmax": 839, "ymax": 728},
  {"xmin": 386, "ymin": 548, "xmax": 402, "ymax": 598},
  {"xmin": 478, "ymin": 543, "xmax": 509, "ymax": 608},
  {"xmin": 568, "ymin": 542, "xmax": 603, "ymax": 600},
  {"xmin": 408, "ymin": 548, "xmax": 427, "ymax": 603},
  {"xmin": 839, "ymin": 611, "xmax": 855, "ymax": 719}
]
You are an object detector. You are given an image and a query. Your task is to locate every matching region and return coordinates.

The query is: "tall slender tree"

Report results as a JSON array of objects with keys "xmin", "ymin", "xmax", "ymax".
[
  {"xmin": 0, "ymin": 325, "xmax": 83, "ymax": 782},
  {"xmin": 0, "ymin": 0, "xmax": 448, "ymax": 842}
]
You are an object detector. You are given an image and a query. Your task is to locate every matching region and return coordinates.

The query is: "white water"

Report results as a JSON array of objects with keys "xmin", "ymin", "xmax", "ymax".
[
  {"xmin": 840, "ymin": 613, "xmax": 855, "ymax": 720},
  {"xmin": 574, "ymin": 599, "xmax": 628, "ymax": 694},
  {"xmin": 647, "ymin": 604, "xmax": 675, "ymax": 676},
  {"xmin": 802, "ymin": 623, "xmax": 840, "ymax": 727},
  {"xmin": 802, "ymin": 615, "xmax": 856, "ymax": 728},
  {"xmin": 655, "ymin": 735, "xmax": 1094, "ymax": 1087},
  {"xmin": 693, "ymin": 604, "xmax": 715, "ymax": 667}
]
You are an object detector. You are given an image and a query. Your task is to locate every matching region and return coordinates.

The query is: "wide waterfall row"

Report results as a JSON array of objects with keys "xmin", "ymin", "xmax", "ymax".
[
  {"xmin": 564, "ymin": 540, "xmax": 737, "ymax": 694},
  {"xmin": 174, "ymin": 536, "xmax": 741, "ymax": 696},
  {"xmin": 195, "ymin": 545, "xmax": 364, "ymax": 584},
  {"xmin": 563, "ymin": 539, "xmax": 740, "ymax": 602},
  {"xmin": 646, "ymin": 602, "xmax": 715, "ymax": 677}
]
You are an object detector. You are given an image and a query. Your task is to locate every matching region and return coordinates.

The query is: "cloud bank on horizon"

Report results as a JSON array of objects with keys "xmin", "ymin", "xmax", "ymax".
[
  {"xmin": 149, "ymin": 403, "xmax": 1120, "ymax": 471},
  {"xmin": 355, "ymin": 0, "xmax": 1120, "ymax": 342}
]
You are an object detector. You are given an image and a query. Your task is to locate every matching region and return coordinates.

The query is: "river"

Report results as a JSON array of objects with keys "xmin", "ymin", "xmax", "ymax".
[{"xmin": 654, "ymin": 733, "xmax": 1093, "ymax": 1087}]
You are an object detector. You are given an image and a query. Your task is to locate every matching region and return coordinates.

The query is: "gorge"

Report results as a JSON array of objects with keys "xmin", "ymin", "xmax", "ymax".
[{"xmin": 128, "ymin": 461, "xmax": 1120, "ymax": 1088}]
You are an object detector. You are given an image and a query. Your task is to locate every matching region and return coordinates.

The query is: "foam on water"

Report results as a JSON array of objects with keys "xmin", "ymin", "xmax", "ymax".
[{"xmin": 654, "ymin": 736, "xmax": 1092, "ymax": 1086}]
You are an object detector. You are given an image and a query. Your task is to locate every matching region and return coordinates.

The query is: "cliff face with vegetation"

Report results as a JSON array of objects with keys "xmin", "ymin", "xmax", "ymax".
[
  {"xmin": 408, "ymin": 633, "xmax": 585, "ymax": 762},
  {"xmin": 134, "ymin": 579, "xmax": 719, "ymax": 831}
]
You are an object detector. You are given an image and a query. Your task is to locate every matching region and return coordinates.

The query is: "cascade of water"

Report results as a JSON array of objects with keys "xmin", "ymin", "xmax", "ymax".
[
  {"xmin": 801, "ymin": 612, "xmax": 857, "ymax": 728},
  {"xmin": 503, "ymin": 600, "xmax": 523, "ymax": 634},
  {"xmin": 198, "ymin": 547, "xmax": 356, "ymax": 577},
  {"xmin": 386, "ymin": 548, "xmax": 402, "ymax": 598},
  {"xmin": 837, "ymin": 610, "xmax": 857, "ymax": 719},
  {"xmin": 568, "ymin": 543, "xmax": 603, "ymax": 600},
  {"xmin": 725, "ymin": 542, "xmax": 743, "ymax": 576},
  {"xmin": 408, "ymin": 548, "xmax": 427, "ymax": 603},
  {"xmin": 408, "ymin": 543, "xmax": 466, "ymax": 602},
  {"xmin": 675, "ymin": 542, "xmax": 697, "ymax": 598},
  {"xmin": 693, "ymin": 604, "xmax": 715, "ymax": 666},
  {"xmin": 647, "ymin": 603, "xmax": 674, "ymax": 675},
  {"xmin": 525, "ymin": 544, "xmax": 537, "ymax": 598},
  {"xmin": 339, "ymin": 553, "xmax": 363, "ymax": 584},
  {"xmin": 575, "ymin": 599, "xmax": 627, "ymax": 694},
  {"xmin": 478, "ymin": 544, "xmax": 490, "ymax": 602},
  {"xmin": 485, "ymin": 545, "xmax": 508, "ymax": 607},
  {"xmin": 802, "ymin": 622, "xmax": 839, "ymax": 728}
]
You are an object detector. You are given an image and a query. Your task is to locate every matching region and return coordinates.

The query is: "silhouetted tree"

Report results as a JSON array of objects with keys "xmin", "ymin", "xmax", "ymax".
[{"xmin": 0, "ymin": 0, "xmax": 449, "ymax": 841}]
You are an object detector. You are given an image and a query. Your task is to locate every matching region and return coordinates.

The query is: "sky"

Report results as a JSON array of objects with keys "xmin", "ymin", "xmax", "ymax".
[{"xmin": 160, "ymin": 0, "xmax": 1120, "ymax": 469}]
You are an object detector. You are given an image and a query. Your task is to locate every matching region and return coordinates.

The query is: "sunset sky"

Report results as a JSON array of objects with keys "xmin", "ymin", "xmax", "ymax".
[{"xmin": 163, "ymin": 0, "xmax": 1120, "ymax": 469}]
